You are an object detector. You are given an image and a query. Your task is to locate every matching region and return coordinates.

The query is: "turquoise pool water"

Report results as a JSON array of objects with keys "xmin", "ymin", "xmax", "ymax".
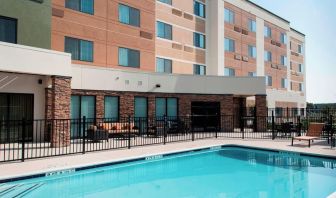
[{"xmin": 1, "ymin": 146, "xmax": 336, "ymax": 198}]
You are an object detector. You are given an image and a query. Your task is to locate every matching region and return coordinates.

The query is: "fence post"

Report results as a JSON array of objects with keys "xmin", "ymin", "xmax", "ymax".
[
  {"xmin": 330, "ymin": 115, "xmax": 334, "ymax": 148},
  {"xmin": 82, "ymin": 116, "xmax": 86, "ymax": 154},
  {"xmin": 163, "ymin": 115, "xmax": 167, "ymax": 145},
  {"xmin": 297, "ymin": 115, "xmax": 301, "ymax": 136},
  {"xmin": 128, "ymin": 115, "xmax": 131, "ymax": 149},
  {"xmin": 21, "ymin": 118, "xmax": 26, "ymax": 162},
  {"xmin": 287, "ymin": 107, "xmax": 289, "ymax": 119},
  {"xmin": 191, "ymin": 115, "xmax": 195, "ymax": 141},
  {"xmin": 215, "ymin": 115, "xmax": 218, "ymax": 138},
  {"xmin": 271, "ymin": 111, "xmax": 275, "ymax": 140}
]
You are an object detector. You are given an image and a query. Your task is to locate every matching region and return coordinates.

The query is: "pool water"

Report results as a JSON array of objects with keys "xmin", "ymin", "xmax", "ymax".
[{"xmin": 1, "ymin": 146, "xmax": 336, "ymax": 198}]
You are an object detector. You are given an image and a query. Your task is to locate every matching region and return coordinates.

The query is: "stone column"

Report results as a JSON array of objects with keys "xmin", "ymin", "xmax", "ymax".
[
  {"xmin": 255, "ymin": 94, "xmax": 267, "ymax": 132},
  {"xmin": 46, "ymin": 76, "xmax": 71, "ymax": 147}
]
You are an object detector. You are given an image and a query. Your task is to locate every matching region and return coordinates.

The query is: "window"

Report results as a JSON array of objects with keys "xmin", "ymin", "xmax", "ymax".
[
  {"xmin": 104, "ymin": 96, "xmax": 119, "ymax": 120},
  {"xmin": 65, "ymin": 0, "xmax": 94, "ymax": 15},
  {"xmin": 158, "ymin": 0, "xmax": 172, "ymax": 5},
  {"xmin": 225, "ymin": 38, "xmax": 235, "ymax": 52},
  {"xmin": 275, "ymin": 107, "xmax": 283, "ymax": 117},
  {"xmin": 155, "ymin": 98, "xmax": 178, "ymax": 118},
  {"xmin": 119, "ymin": 4, "xmax": 140, "ymax": 27},
  {"xmin": 281, "ymin": 78, "xmax": 288, "ymax": 89},
  {"xmin": 134, "ymin": 97, "xmax": 147, "ymax": 118},
  {"xmin": 194, "ymin": 64, "xmax": 206, "ymax": 75},
  {"xmin": 290, "ymin": 82, "xmax": 293, "ymax": 90},
  {"xmin": 65, "ymin": 37, "xmax": 93, "ymax": 62},
  {"xmin": 280, "ymin": 55, "xmax": 287, "ymax": 66},
  {"xmin": 280, "ymin": 33, "xmax": 287, "ymax": 44},
  {"xmin": 266, "ymin": 75, "xmax": 272, "ymax": 86},
  {"xmin": 0, "ymin": 16, "xmax": 17, "ymax": 44},
  {"xmin": 248, "ymin": 72, "xmax": 256, "ymax": 77},
  {"xmin": 157, "ymin": 21, "xmax": 172, "ymax": 40},
  {"xmin": 194, "ymin": 1, "xmax": 205, "ymax": 18},
  {"xmin": 264, "ymin": 51, "xmax": 272, "ymax": 62},
  {"xmin": 118, "ymin": 47, "xmax": 140, "ymax": 68},
  {"xmin": 224, "ymin": 68, "xmax": 235, "ymax": 76},
  {"xmin": 248, "ymin": 19, "xmax": 256, "ymax": 32},
  {"xmin": 298, "ymin": 44, "xmax": 303, "ymax": 53},
  {"xmin": 194, "ymin": 32, "xmax": 205, "ymax": 49},
  {"xmin": 224, "ymin": 8, "xmax": 235, "ymax": 24},
  {"xmin": 248, "ymin": 45, "xmax": 257, "ymax": 58},
  {"xmin": 299, "ymin": 83, "xmax": 303, "ymax": 92},
  {"xmin": 290, "ymin": 62, "xmax": 293, "ymax": 70},
  {"xmin": 264, "ymin": 25, "xmax": 271, "ymax": 38},
  {"xmin": 298, "ymin": 64, "xmax": 303, "ymax": 72},
  {"xmin": 156, "ymin": 58, "xmax": 172, "ymax": 73}
]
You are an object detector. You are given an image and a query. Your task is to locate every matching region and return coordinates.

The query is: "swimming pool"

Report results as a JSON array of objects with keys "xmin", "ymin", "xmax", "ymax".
[{"xmin": 1, "ymin": 146, "xmax": 336, "ymax": 198}]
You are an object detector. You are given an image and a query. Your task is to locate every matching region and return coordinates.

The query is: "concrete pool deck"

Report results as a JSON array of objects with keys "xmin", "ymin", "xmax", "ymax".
[{"xmin": 0, "ymin": 138, "xmax": 335, "ymax": 182}]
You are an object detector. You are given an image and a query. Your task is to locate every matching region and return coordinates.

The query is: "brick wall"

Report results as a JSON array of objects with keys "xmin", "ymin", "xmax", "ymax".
[{"xmin": 256, "ymin": 95, "xmax": 267, "ymax": 131}]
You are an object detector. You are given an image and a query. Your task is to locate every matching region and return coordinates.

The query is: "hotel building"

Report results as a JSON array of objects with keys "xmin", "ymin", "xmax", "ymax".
[{"xmin": 0, "ymin": 0, "xmax": 305, "ymax": 144}]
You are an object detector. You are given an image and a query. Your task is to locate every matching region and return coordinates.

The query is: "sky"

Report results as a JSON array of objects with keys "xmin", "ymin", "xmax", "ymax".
[{"xmin": 251, "ymin": 0, "xmax": 336, "ymax": 104}]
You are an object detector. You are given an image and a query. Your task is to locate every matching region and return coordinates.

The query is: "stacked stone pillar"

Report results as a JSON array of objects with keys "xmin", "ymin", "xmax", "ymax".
[
  {"xmin": 46, "ymin": 76, "xmax": 71, "ymax": 147},
  {"xmin": 255, "ymin": 94, "xmax": 267, "ymax": 132}
]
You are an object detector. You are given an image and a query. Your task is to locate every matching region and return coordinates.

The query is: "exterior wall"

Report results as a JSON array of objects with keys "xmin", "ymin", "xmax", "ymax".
[
  {"xmin": 72, "ymin": 90, "xmax": 234, "ymax": 118},
  {"xmin": 51, "ymin": 0, "xmax": 155, "ymax": 71},
  {"xmin": 156, "ymin": 0, "xmax": 206, "ymax": 74},
  {"xmin": 0, "ymin": 0, "xmax": 51, "ymax": 49},
  {"xmin": 223, "ymin": 2, "xmax": 257, "ymax": 76}
]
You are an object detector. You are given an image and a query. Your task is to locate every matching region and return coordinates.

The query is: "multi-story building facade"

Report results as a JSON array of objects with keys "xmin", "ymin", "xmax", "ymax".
[{"xmin": 0, "ymin": 0, "xmax": 305, "ymax": 145}]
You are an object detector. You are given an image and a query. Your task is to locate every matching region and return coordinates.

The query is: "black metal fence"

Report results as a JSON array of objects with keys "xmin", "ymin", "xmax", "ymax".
[{"xmin": 0, "ymin": 113, "xmax": 335, "ymax": 163}]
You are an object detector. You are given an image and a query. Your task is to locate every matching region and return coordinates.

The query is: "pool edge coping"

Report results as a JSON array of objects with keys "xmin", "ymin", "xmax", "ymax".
[{"xmin": 0, "ymin": 143, "xmax": 335, "ymax": 183}]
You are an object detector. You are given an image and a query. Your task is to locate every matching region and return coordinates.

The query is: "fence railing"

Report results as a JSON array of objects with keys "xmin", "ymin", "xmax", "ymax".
[{"xmin": 0, "ymin": 114, "xmax": 334, "ymax": 163}]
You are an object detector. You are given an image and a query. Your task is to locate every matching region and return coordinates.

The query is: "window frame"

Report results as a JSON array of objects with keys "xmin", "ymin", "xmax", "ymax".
[
  {"xmin": 193, "ymin": 64, "xmax": 206, "ymax": 75},
  {"xmin": 155, "ymin": 97, "xmax": 179, "ymax": 118},
  {"xmin": 264, "ymin": 50, "xmax": 272, "ymax": 62},
  {"xmin": 104, "ymin": 96, "xmax": 120, "ymax": 121},
  {"xmin": 65, "ymin": 0, "xmax": 94, "ymax": 15},
  {"xmin": 118, "ymin": 47, "xmax": 140, "ymax": 68},
  {"xmin": 119, "ymin": 4, "xmax": 140, "ymax": 27},
  {"xmin": 156, "ymin": 21, "xmax": 172, "ymax": 40},
  {"xmin": 65, "ymin": 36, "xmax": 94, "ymax": 62},
  {"xmin": 224, "ymin": 8, "xmax": 235, "ymax": 24},
  {"xmin": 193, "ymin": 32, "xmax": 206, "ymax": 49},
  {"xmin": 248, "ymin": 45, "xmax": 257, "ymax": 58},
  {"xmin": 224, "ymin": 67, "xmax": 235, "ymax": 77},
  {"xmin": 157, "ymin": 0, "xmax": 172, "ymax": 5},
  {"xmin": 280, "ymin": 32, "xmax": 287, "ymax": 44},
  {"xmin": 266, "ymin": 75, "xmax": 273, "ymax": 86},
  {"xmin": 156, "ymin": 57, "xmax": 172, "ymax": 73},
  {"xmin": 264, "ymin": 25, "xmax": 272, "ymax": 38},
  {"xmin": 225, "ymin": 38, "xmax": 235, "ymax": 52},
  {"xmin": 194, "ymin": 0, "xmax": 205, "ymax": 18},
  {"xmin": 0, "ymin": 15, "xmax": 18, "ymax": 44},
  {"xmin": 281, "ymin": 78, "xmax": 288, "ymax": 89},
  {"xmin": 280, "ymin": 55, "xmax": 287, "ymax": 66},
  {"xmin": 248, "ymin": 18, "xmax": 256, "ymax": 32}
]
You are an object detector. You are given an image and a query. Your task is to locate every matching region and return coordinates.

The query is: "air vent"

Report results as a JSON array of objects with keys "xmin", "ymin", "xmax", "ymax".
[
  {"xmin": 271, "ymin": 64, "xmax": 278, "ymax": 69},
  {"xmin": 271, "ymin": 40, "xmax": 277, "ymax": 45},
  {"xmin": 183, "ymin": 13, "xmax": 193, "ymax": 20},
  {"xmin": 172, "ymin": 43, "xmax": 183, "ymax": 50},
  {"xmin": 184, "ymin": 46, "xmax": 194, "ymax": 53},
  {"xmin": 234, "ymin": 54, "xmax": 241, "ymax": 60},
  {"xmin": 242, "ymin": 56, "xmax": 249, "ymax": 62},
  {"xmin": 234, "ymin": 26, "xmax": 241, "ymax": 33},
  {"xmin": 140, "ymin": 31, "xmax": 153, "ymax": 40},
  {"xmin": 242, "ymin": 29, "xmax": 249, "ymax": 35},
  {"xmin": 172, "ymin": 8, "xmax": 182, "ymax": 17},
  {"xmin": 52, "ymin": 8, "xmax": 64, "ymax": 18}
]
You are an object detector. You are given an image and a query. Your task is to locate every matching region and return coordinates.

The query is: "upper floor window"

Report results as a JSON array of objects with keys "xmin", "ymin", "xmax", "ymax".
[
  {"xmin": 248, "ymin": 72, "xmax": 256, "ymax": 77},
  {"xmin": 0, "ymin": 16, "xmax": 17, "ymax": 44},
  {"xmin": 225, "ymin": 38, "xmax": 235, "ymax": 52},
  {"xmin": 281, "ymin": 78, "xmax": 288, "ymax": 89},
  {"xmin": 119, "ymin": 4, "xmax": 140, "ymax": 27},
  {"xmin": 248, "ymin": 45, "xmax": 257, "ymax": 58},
  {"xmin": 299, "ymin": 83, "xmax": 303, "ymax": 92},
  {"xmin": 264, "ymin": 25, "xmax": 271, "ymax": 38},
  {"xmin": 194, "ymin": 1, "xmax": 205, "ymax": 18},
  {"xmin": 65, "ymin": 37, "xmax": 93, "ymax": 62},
  {"xmin": 224, "ymin": 68, "xmax": 235, "ymax": 76},
  {"xmin": 65, "ymin": 0, "xmax": 94, "ymax": 15},
  {"xmin": 194, "ymin": 32, "xmax": 205, "ymax": 49},
  {"xmin": 280, "ymin": 33, "xmax": 287, "ymax": 44},
  {"xmin": 290, "ymin": 61, "xmax": 293, "ymax": 70},
  {"xmin": 280, "ymin": 55, "xmax": 287, "ymax": 66},
  {"xmin": 264, "ymin": 50, "xmax": 272, "ymax": 62},
  {"xmin": 224, "ymin": 8, "xmax": 235, "ymax": 24},
  {"xmin": 194, "ymin": 64, "xmax": 206, "ymax": 75},
  {"xmin": 158, "ymin": 0, "xmax": 172, "ymax": 5},
  {"xmin": 156, "ymin": 58, "xmax": 172, "ymax": 73},
  {"xmin": 157, "ymin": 21, "xmax": 172, "ymax": 40},
  {"xmin": 298, "ymin": 63, "xmax": 303, "ymax": 72},
  {"xmin": 248, "ymin": 19, "xmax": 256, "ymax": 32},
  {"xmin": 118, "ymin": 47, "xmax": 140, "ymax": 68},
  {"xmin": 298, "ymin": 44, "xmax": 303, "ymax": 54},
  {"xmin": 266, "ymin": 75, "xmax": 272, "ymax": 86}
]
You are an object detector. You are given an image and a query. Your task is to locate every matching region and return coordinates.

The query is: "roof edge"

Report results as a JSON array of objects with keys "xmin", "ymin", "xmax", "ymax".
[{"xmin": 290, "ymin": 28, "xmax": 306, "ymax": 37}]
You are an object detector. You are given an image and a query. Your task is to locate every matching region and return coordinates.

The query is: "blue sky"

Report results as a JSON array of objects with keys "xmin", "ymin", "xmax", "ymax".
[{"xmin": 251, "ymin": 0, "xmax": 336, "ymax": 103}]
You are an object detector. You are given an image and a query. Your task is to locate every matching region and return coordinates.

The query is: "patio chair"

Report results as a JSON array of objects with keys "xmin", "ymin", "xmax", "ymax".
[{"xmin": 291, "ymin": 123, "xmax": 325, "ymax": 147}]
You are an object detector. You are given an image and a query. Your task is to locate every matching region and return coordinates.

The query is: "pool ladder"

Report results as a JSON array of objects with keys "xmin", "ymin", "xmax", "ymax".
[{"xmin": 0, "ymin": 182, "xmax": 44, "ymax": 197}]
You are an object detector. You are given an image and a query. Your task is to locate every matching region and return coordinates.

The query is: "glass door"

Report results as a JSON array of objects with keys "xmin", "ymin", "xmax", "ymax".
[{"xmin": 134, "ymin": 97, "xmax": 147, "ymax": 134}]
